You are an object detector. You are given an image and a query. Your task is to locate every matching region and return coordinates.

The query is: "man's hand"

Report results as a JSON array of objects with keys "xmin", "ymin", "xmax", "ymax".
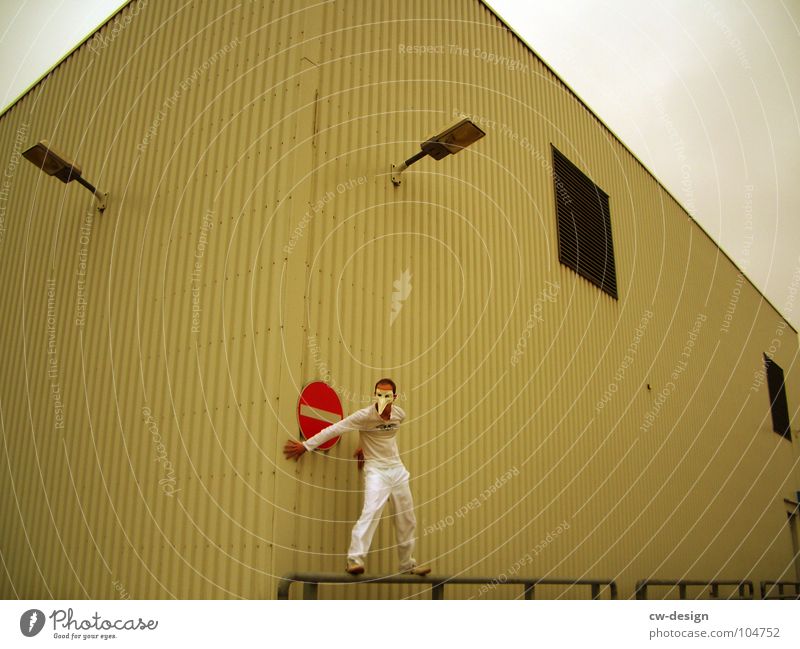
[
  {"xmin": 283, "ymin": 439, "xmax": 307, "ymax": 461},
  {"xmin": 353, "ymin": 447, "xmax": 365, "ymax": 471}
]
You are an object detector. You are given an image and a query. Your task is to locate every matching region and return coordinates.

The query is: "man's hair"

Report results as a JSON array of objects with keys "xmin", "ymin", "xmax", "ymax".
[{"xmin": 374, "ymin": 378, "xmax": 396, "ymax": 394}]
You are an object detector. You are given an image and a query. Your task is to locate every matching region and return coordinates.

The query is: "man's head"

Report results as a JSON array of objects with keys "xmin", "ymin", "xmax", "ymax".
[{"xmin": 374, "ymin": 378, "xmax": 396, "ymax": 415}]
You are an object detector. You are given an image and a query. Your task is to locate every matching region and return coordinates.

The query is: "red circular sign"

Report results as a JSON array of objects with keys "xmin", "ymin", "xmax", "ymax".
[{"xmin": 297, "ymin": 381, "xmax": 344, "ymax": 450}]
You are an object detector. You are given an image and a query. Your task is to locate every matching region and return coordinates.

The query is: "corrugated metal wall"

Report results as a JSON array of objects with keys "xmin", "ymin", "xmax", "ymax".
[{"xmin": 0, "ymin": 0, "xmax": 797, "ymax": 600}]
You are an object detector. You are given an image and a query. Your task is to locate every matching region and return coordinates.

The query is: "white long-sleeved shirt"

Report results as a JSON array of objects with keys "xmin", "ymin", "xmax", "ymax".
[{"xmin": 302, "ymin": 404, "xmax": 406, "ymax": 468}]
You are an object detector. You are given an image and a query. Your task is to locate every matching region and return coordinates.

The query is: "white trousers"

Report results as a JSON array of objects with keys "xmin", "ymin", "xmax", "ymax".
[{"xmin": 348, "ymin": 463, "xmax": 418, "ymax": 570}]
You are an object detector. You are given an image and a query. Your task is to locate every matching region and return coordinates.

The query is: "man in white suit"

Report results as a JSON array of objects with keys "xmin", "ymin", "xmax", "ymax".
[{"xmin": 284, "ymin": 378, "xmax": 431, "ymax": 576}]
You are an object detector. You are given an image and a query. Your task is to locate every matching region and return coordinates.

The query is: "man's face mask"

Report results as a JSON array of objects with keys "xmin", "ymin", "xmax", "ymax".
[{"xmin": 374, "ymin": 388, "xmax": 394, "ymax": 414}]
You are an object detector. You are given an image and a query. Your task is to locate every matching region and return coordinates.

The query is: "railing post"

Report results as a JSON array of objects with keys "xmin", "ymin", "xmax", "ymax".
[
  {"xmin": 635, "ymin": 581, "xmax": 647, "ymax": 600},
  {"xmin": 609, "ymin": 581, "xmax": 618, "ymax": 600},
  {"xmin": 591, "ymin": 583, "xmax": 600, "ymax": 599},
  {"xmin": 277, "ymin": 577, "xmax": 292, "ymax": 600},
  {"xmin": 759, "ymin": 581, "xmax": 800, "ymax": 599},
  {"xmin": 431, "ymin": 582, "xmax": 445, "ymax": 600},
  {"xmin": 710, "ymin": 584, "xmax": 719, "ymax": 598},
  {"xmin": 302, "ymin": 581, "xmax": 319, "ymax": 600},
  {"xmin": 679, "ymin": 583, "xmax": 687, "ymax": 599},
  {"xmin": 523, "ymin": 582, "xmax": 534, "ymax": 600}
]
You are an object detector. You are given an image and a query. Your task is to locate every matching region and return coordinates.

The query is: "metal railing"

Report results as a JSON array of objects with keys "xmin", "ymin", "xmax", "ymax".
[
  {"xmin": 635, "ymin": 579, "xmax": 754, "ymax": 600},
  {"xmin": 277, "ymin": 572, "xmax": 618, "ymax": 600},
  {"xmin": 760, "ymin": 581, "xmax": 800, "ymax": 599}
]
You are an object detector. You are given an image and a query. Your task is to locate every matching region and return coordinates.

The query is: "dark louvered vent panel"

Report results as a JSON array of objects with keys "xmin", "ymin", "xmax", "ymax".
[
  {"xmin": 764, "ymin": 354, "xmax": 791, "ymax": 440},
  {"xmin": 552, "ymin": 146, "xmax": 618, "ymax": 299}
]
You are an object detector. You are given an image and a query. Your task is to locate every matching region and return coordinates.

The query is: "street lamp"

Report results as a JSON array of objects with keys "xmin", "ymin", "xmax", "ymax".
[
  {"xmin": 391, "ymin": 118, "xmax": 485, "ymax": 186},
  {"xmin": 22, "ymin": 140, "xmax": 108, "ymax": 211}
]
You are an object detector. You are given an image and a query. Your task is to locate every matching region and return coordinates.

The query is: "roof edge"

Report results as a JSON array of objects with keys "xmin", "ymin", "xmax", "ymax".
[
  {"xmin": 479, "ymin": 0, "xmax": 797, "ymax": 335},
  {"xmin": 0, "ymin": 0, "xmax": 134, "ymax": 120}
]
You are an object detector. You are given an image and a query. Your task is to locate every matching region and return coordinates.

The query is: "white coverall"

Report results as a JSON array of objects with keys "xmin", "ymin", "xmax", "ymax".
[{"xmin": 302, "ymin": 403, "xmax": 419, "ymax": 570}]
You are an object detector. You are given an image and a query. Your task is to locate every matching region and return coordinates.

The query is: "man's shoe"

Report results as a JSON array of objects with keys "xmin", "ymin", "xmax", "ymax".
[
  {"xmin": 403, "ymin": 564, "xmax": 431, "ymax": 576},
  {"xmin": 345, "ymin": 561, "xmax": 364, "ymax": 575}
]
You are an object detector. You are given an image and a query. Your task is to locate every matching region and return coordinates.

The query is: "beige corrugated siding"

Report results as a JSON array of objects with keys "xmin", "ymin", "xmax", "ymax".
[{"xmin": 0, "ymin": 0, "xmax": 797, "ymax": 600}]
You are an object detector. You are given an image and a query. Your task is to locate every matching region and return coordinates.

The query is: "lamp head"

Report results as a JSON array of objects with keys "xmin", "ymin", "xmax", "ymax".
[
  {"xmin": 420, "ymin": 119, "xmax": 486, "ymax": 160},
  {"xmin": 22, "ymin": 140, "xmax": 83, "ymax": 183}
]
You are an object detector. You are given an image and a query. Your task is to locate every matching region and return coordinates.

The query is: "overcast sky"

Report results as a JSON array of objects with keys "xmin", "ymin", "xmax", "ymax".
[
  {"xmin": 488, "ymin": 0, "xmax": 800, "ymax": 332},
  {"xmin": 1, "ymin": 0, "xmax": 798, "ymax": 329}
]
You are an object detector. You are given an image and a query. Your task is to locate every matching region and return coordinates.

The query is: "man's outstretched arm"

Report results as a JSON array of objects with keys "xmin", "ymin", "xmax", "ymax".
[{"xmin": 283, "ymin": 408, "xmax": 368, "ymax": 461}]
